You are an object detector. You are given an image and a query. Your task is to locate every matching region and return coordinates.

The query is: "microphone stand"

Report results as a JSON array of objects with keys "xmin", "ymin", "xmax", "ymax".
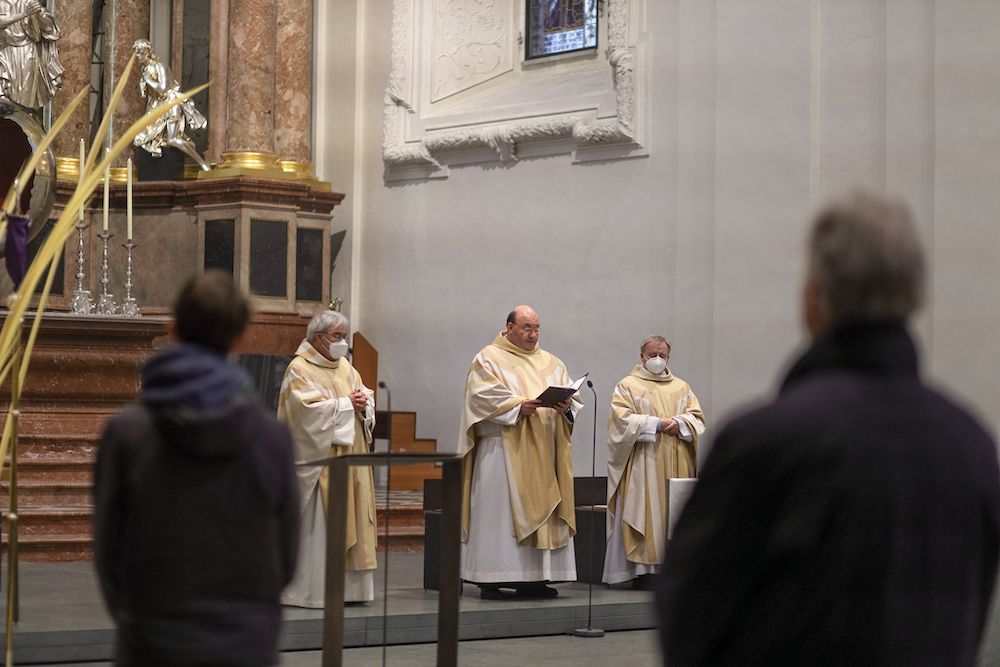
[
  {"xmin": 377, "ymin": 381, "xmax": 391, "ymax": 666},
  {"xmin": 573, "ymin": 380, "xmax": 605, "ymax": 638}
]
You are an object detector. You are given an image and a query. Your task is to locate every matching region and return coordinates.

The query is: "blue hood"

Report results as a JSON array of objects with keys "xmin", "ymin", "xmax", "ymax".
[
  {"xmin": 141, "ymin": 344, "xmax": 248, "ymax": 410},
  {"xmin": 139, "ymin": 344, "xmax": 255, "ymax": 460}
]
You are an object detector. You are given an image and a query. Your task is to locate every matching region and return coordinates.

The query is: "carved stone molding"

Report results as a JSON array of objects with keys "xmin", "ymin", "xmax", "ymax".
[{"xmin": 383, "ymin": 0, "xmax": 646, "ymax": 181}]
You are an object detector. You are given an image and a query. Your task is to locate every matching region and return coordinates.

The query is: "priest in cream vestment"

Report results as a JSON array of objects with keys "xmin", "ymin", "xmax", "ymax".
[
  {"xmin": 604, "ymin": 335, "xmax": 705, "ymax": 586},
  {"xmin": 458, "ymin": 305, "xmax": 583, "ymax": 599},
  {"xmin": 278, "ymin": 311, "xmax": 376, "ymax": 605}
]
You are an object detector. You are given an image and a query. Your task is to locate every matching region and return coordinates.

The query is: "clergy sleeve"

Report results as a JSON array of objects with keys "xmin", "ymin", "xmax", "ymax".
[
  {"xmin": 637, "ymin": 415, "xmax": 659, "ymax": 443},
  {"xmin": 327, "ymin": 396, "xmax": 358, "ymax": 448},
  {"xmin": 674, "ymin": 390, "xmax": 706, "ymax": 440},
  {"xmin": 490, "ymin": 403, "xmax": 520, "ymax": 426},
  {"xmin": 360, "ymin": 393, "xmax": 376, "ymax": 443},
  {"xmin": 283, "ymin": 381, "xmax": 356, "ymax": 458},
  {"xmin": 676, "ymin": 418, "xmax": 693, "ymax": 443}
]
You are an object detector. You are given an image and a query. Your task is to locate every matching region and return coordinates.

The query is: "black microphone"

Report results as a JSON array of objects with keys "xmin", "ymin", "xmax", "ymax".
[
  {"xmin": 574, "ymin": 379, "xmax": 605, "ymax": 638},
  {"xmin": 377, "ymin": 381, "xmax": 391, "ymax": 414},
  {"xmin": 376, "ymin": 380, "xmax": 392, "ymax": 660}
]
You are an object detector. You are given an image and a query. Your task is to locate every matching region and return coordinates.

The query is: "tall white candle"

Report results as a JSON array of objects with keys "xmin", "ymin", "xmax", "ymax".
[
  {"xmin": 126, "ymin": 158, "xmax": 133, "ymax": 240},
  {"xmin": 103, "ymin": 148, "xmax": 109, "ymax": 232},
  {"xmin": 79, "ymin": 139, "xmax": 85, "ymax": 221}
]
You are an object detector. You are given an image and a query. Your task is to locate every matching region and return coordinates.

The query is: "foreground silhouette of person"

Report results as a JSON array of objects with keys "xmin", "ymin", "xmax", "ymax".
[
  {"xmin": 659, "ymin": 192, "xmax": 1000, "ymax": 667},
  {"xmin": 94, "ymin": 271, "xmax": 299, "ymax": 666}
]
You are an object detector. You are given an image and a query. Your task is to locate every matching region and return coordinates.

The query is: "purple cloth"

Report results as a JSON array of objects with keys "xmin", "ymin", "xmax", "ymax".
[{"xmin": 4, "ymin": 213, "xmax": 30, "ymax": 288}]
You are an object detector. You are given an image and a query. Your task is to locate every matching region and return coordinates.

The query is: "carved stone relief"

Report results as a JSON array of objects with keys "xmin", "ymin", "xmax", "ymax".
[
  {"xmin": 384, "ymin": 0, "xmax": 646, "ymax": 181},
  {"xmin": 432, "ymin": 0, "xmax": 513, "ymax": 103}
]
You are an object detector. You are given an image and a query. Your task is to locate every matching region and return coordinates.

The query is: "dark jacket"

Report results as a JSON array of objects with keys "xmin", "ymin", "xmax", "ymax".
[
  {"xmin": 94, "ymin": 344, "xmax": 300, "ymax": 667},
  {"xmin": 659, "ymin": 321, "xmax": 1000, "ymax": 667}
]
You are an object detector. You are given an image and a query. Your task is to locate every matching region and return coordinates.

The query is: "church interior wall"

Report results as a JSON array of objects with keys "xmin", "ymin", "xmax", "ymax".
[{"xmin": 315, "ymin": 0, "xmax": 1000, "ymax": 473}]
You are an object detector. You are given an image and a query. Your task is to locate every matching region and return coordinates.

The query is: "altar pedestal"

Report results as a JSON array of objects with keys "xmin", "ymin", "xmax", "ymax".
[
  {"xmin": 0, "ymin": 313, "xmax": 168, "ymax": 561},
  {"xmin": 0, "ymin": 177, "xmax": 344, "ymax": 320}
]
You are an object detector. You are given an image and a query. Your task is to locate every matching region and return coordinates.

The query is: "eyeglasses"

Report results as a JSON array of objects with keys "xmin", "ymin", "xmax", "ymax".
[
  {"xmin": 520, "ymin": 326, "xmax": 541, "ymax": 334},
  {"xmin": 323, "ymin": 331, "xmax": 347, "ymax": 342}
]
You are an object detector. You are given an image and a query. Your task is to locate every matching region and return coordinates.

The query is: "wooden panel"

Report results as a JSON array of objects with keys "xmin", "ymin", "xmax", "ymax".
[
  {"xmin": 390, "ymin": 412, "xmax": 416, "ymax": 443},
  {"xmin": 352, "ymin": 331, "xmax": 378, "ymax": 392},
  {"xmin": 390, "ymin": 462, "xmax": 441, "ymax": 491}
]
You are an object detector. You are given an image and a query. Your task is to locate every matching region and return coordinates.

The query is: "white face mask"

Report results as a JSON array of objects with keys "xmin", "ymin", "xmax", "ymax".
[
  {"xmin": 324, "ymin": 338, "xmax": 349, "ymax": 360},
  {"xmin": 644, "ymin": 356, "xmax": 667, "ymax": 375}
]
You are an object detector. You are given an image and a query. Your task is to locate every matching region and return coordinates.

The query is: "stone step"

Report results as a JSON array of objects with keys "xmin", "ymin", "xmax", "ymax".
[
  {"xmin": 0, "ymin": 534, "xmax": 93, "ymax": 562},
  {"xmin": 377, "ymin": 532, "xmax": 423, "ymax": 553},
  {"xmin": 1, "ymin": 507, "xmax": 92, "ymax": 536},
  {"xmin": 5, "ymin": 479, "xmax": 92, "ymax": 507},
  {"xmin": 18, "ymin": 434, "xmax": 101, "ymax": 451},
  {"xmin": 0, "ymin": 504, "xmax": 427, "ymax": 562},
  {"xmin": 4, "ymin": 459, "xmax": 93, "ymax": 484},
  {"xmin": 374, "ymin": 504, "xmax": 423, "ymax": 529}
]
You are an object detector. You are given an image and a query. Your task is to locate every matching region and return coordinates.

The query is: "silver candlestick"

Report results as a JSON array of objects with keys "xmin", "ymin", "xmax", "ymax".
[
  {"xmin": 68, "ymin": 221, "xmax": 94, "ymax": 314},
  {"xmin": 95, "ymin": 231, "xmax": 117, "ymax": 315},
  {"xmin": 120, "ymin": 241, "xmax": 140, "ymax": 317}
]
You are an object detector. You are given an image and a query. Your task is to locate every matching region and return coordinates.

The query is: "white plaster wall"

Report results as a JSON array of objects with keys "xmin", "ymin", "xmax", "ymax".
[{"xmin": 315, "ymin": 0, "xmax": 1000, "ymax": 480}]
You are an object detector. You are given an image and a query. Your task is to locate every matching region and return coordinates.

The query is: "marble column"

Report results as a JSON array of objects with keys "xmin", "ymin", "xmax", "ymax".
[
  {"xmin": 103, "ymin": 0, "xmax": 150, "ymax": 167},
  {"xmin": 51, "ymin": 0, "xmax": 93, "ymax": 166},
  {"xmin": 207, "ymin": 0, "xmax": 229, "ymax": 165},
  {"xmin": 224, "ymin": 0, "xmax": 278, "ymax": 163},
  {"xmin": 171, "ymin": 0, "xmax": 184, "ymax": 74},
  {"xmin": 275, "ymin": 0, "xmax": 313, "ymax": 174}
]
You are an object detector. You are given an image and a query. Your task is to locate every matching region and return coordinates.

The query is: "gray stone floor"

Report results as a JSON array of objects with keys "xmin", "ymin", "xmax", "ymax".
[
  {"xmin": 33, "ymin": 629, "xmax": 661, "ymax": 666},
  {"xmin": 10, "ymin": 554, "xmax": 1000, "ymax": 666},
  {"xmin": 0, "ymin": 554, "xmax": 656, "ymax": 664}
]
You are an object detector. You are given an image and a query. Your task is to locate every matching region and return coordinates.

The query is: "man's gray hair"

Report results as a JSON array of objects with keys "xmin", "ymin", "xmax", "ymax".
[
  {"xmin": 640, "ymin": 335, "xmax": 671, "ymax": 355},
  {"xmin": 808, "ymin": 191, "xmax": 925, "ymax": 325},
  {"xmin": 307, "ymin": 310, "xmax": 349, "ymax": 341}
]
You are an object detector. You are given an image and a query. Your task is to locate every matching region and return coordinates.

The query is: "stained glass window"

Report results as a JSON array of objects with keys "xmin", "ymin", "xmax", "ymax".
[{"xmin": 526, "ymin": 0, "xmax": 598, "ymax": 60}]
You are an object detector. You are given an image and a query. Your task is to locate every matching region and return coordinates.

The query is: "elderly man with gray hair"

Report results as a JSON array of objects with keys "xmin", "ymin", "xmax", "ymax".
[
  {"xmin": 604, "ymin": 334, "xmax": 704, "ymax": 589},
  {"xmin": 659, "ymin": 192, "xmax": 1000, "ymax": 666},
  {"xmin": 277, "ymin": 310, "xmax": 377, "ymax": 605}
]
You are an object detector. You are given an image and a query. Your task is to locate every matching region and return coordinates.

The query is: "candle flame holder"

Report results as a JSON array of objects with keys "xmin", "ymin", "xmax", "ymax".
[
  {"xmin": 120, "ymin": 241, "xmax": 140, "ymax": 317},
  {"xmin": 68, "ymin": 221, "xmax": 94, "ymax": 314},
  {"xmin": 95, "ymin": 231, "xmax": 117, "ymax": 315}
]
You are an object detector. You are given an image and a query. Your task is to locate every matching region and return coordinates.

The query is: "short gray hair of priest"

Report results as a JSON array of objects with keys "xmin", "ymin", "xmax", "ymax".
[
  {"xmin": 307, "ymin": 310, "xmax": 349, "ymax": 341},
  {"xmin": 640, "ymin": 335, "xmax": 671, "ymax": 356},
  {"xmin": 808, "ymin": 191, "xmax": 925, "ymax": 325}
]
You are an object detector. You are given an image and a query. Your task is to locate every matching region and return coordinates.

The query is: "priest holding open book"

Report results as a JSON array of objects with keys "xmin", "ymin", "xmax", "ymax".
[{"xmin": 458, "ymin": 305, "xmax": 584, "ymax": 599}]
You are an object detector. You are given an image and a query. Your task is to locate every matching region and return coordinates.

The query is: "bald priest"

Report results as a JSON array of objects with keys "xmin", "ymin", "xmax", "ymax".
[{"xmin": 458, "ymin": 305, "xmax": 583, "ymax": 599}]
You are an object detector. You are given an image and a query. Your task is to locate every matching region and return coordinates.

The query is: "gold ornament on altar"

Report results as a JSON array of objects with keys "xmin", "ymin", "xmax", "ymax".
[
  {"xmin": 0, "ymin": 0, "xmax": 64, "ymax": 109},
  {"xmin": 132, "ymin": 38, "xmax": 210, "ymax": 171}
]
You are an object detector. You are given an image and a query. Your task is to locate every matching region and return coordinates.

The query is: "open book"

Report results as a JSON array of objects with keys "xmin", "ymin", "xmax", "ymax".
[{"xmin": 535, "ymin": 373, "xmax": 589, "ymax": 408}]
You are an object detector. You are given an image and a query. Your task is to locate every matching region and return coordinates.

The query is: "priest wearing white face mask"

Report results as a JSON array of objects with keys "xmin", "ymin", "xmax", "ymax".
[
  {"xmin": 277, "ymin": 310, "xmax": 377, "ymax": 605},
  {"xmin": 603, "ymin": 335, "xmax": 705, "ymax": 588}
]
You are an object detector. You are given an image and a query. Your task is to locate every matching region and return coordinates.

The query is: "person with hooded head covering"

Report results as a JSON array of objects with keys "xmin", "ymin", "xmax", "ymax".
[{"xmin": 94, "ymin": 270, "xmax": 299, "ymax": 667}]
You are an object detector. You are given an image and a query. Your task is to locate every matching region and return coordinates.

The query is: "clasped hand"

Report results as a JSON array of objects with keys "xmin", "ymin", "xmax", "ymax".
[
  {"xmin": 660, "ymin": 417, "xmax": 681, "ymax": 436},
  {"xmin": 349, "ymin": 389, "xmax": 368, "ymax": 412}
]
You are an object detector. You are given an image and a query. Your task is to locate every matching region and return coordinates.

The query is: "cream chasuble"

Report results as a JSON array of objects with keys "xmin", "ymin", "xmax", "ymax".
[
  {"xmin": 458, "ymin": 333, "xmax": 583, "ymax": 551},
  {"xmin": 277, "ymin": 340, "xmax": 376, "ymax": 605},
  {"xmin": 606, "ymin": 365, "xmax": 704, "ymax": 573}
]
